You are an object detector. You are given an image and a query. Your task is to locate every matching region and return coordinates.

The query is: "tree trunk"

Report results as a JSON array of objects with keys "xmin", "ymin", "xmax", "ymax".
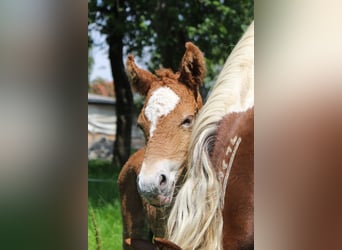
[{"xmin": 108, "ymin": 34, "xmax": 133, "ymax": 168}]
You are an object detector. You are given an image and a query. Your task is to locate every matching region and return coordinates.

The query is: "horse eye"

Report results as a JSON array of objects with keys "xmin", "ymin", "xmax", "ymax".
[{"xmin": 181, "ymin": 115, "xmax": 194, "ymax": 127}]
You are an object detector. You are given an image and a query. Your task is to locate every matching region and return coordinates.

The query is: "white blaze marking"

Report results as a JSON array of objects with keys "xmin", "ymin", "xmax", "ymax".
[{"xmin": 144, "ymin": 87, "xmax": 180, "ymax": 137}]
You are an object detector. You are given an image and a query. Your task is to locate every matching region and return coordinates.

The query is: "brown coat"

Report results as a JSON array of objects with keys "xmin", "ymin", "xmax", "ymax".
[{"xmin": 118, "ymin": 148, "xmax": 172, "ymax": 249}]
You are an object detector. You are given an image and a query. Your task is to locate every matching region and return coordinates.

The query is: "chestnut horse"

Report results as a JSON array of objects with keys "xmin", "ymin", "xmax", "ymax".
[
  {"xmin": 118, "ymin": 42, "xmax": 205, "ymax": 249},
  {"xmin": 119, "ymin": 21, "xmax": 254, "ymax": 250}
]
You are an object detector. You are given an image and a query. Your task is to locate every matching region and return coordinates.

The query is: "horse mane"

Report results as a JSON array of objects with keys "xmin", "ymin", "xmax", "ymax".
[
  {"xmin": 167, "ymin": 21, "xmax": 254, "ymax": 250},
  {"xmin": 150, "ymin": 68, "xmax": 184, "ymax": 88}
]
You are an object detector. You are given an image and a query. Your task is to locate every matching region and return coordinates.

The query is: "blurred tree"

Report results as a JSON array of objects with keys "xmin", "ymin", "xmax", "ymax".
[
  {"xmin": 145, "ymin": 0, "xmax": 253, "ymax": 97},
  {"xmin": 88, "ymin": 0, "xmax": 253, "ymax": 168},
  {"xmin": 89, "ymin": 0, "xmax": 134, "ymax": 168},
  {"xmin": 88, "ymin": 31, "xmax": 94, "ymax": 89},
  {"xmin": 88, "ymin": 47, "xmax": 94, "ymax": 82}
]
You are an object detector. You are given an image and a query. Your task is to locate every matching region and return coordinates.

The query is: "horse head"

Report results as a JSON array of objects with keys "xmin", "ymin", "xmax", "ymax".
[{"xmin": 126, "ymin": 42, "xmax": 205, "ymax": 206}]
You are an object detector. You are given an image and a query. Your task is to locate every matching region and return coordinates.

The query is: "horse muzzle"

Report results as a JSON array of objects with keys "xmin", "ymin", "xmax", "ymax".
[{"xmin": 137, "ymin": 174, "xmax": 174, "ymax": 206}]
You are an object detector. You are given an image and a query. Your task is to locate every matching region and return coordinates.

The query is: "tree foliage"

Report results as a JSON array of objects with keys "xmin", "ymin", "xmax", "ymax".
[{"xmin": 89, "ymin": 0, "xmax": 253, "ymax": 80}]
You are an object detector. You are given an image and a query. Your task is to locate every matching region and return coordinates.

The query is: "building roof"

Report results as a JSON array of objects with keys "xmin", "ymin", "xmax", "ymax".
[{"xmin": 88, "ymin": 93, "xmax": 116, "ymax": 105}]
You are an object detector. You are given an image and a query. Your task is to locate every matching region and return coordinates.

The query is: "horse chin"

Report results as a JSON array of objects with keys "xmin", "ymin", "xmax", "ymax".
[
  {"xmin": 145, "ymin": 193, "xmax": 171, "ymax": 207},
  {"xmin": 157, "ymin": 194, "xmax": 172, "ymax": 206},
  {"xmin": 145, "ymin": 188, "xmax": 175, "ymax": 207},
  {"xmin": 139, "ymin": 179, "xmax": 177, "ymax": 207}
]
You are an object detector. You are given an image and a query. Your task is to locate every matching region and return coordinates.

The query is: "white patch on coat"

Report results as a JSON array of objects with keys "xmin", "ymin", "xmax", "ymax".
[
  {"xmin": 221, "ymin": 136, "xmax": 242, "ymax": 208},
  {"xmin": 145, "ymin": 87, "xmax": 180, "ymax": 137}
]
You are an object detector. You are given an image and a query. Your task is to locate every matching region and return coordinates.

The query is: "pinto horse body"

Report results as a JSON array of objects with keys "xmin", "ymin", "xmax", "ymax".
[
  {"xmin": 118, "ymin": 21, "xmax": 254, "ymax": 250},
  {"xmin": 167, "ymin": 21, "xmax": 254, "ymax": 250}
]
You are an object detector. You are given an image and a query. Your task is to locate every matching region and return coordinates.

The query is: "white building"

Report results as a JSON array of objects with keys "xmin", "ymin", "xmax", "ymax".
[{"xmin": 88, "ymin": 93, "xmax": 116, "ymax": 147}]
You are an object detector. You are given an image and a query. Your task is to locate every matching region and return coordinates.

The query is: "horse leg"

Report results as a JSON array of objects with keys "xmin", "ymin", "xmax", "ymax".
[{"xmin": 118, "ymin": 148, "xmax": 154, "ymax": 249}]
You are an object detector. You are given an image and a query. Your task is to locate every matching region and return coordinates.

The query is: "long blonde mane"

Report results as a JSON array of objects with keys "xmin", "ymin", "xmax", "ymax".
[{"xmin": 167, "ymin": 21, "xmax": 254, "ymax": 250}]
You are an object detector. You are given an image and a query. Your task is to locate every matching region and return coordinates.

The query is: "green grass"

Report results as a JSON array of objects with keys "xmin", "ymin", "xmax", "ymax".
[{"xmin": 88, "ymin": 160, "xmax": 122, "ymax": 250}]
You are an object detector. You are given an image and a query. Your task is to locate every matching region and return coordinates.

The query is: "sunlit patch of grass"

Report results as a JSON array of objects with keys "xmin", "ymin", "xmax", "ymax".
[{"xmin": 88, "ymin": 160, "xmax": 122, "ymax": 250}]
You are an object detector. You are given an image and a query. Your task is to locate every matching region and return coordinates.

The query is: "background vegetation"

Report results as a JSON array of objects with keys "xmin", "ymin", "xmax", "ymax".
[{"xmin": 88, "ymin": 160, "xmax": 122, "ymax": 249}]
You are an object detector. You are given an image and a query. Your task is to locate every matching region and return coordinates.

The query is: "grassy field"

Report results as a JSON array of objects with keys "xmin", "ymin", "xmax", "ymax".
[{"xmin": 88, "ymin": 159, "xmax": 122, "ymax": 250}]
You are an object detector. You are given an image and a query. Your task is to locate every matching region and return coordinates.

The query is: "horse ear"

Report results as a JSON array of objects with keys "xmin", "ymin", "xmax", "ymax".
[
  {"xmin": 126, "ymin": 55, "xmax": 157, "ymax": 96},
  {"xmin": 178, "ymin": 42, "xmax": 206, "ymax": 89}
]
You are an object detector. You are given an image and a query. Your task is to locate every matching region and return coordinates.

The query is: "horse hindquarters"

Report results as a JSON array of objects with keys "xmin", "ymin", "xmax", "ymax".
[{"xmin": 212, "ymin": 109, "xmax": 254, "ymax": 250}]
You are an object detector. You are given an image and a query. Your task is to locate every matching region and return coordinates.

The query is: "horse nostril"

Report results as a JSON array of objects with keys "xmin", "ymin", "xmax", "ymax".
[{"xmin": 159, "ymin": 174, "xmax": 167, "ymax": 187}]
